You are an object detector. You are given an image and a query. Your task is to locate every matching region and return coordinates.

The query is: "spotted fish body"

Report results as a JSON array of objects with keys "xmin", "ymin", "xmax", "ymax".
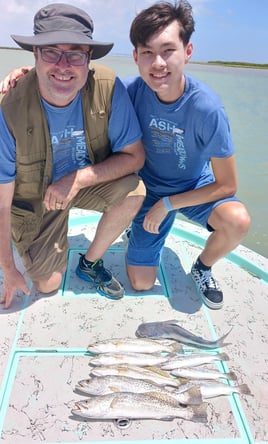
[{"xmin": 72, "ymin": 391, "xmax": 208, "ymax": 422}]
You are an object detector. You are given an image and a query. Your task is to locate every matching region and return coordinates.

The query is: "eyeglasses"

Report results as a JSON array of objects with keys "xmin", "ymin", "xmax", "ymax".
[{"xmin": 39, "ymin": 47, "xmax": 89, "ymax": 66}]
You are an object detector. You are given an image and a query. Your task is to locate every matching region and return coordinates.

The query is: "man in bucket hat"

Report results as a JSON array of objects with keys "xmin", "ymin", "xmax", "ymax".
[{"xmin": 0, "ymin": 3, "xmax": 146, "ymax": 309}]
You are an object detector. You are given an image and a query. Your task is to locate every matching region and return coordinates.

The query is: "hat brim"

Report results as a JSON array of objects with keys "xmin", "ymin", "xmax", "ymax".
[{"xmin": 11, "ymin": 31, "xmax": 113, "ymax": 59}]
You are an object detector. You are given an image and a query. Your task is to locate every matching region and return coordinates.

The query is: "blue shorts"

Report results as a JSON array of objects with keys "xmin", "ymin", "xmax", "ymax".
[{"xmin": 126, "ymin": 192, "xmax": 239, "ymax": 267}]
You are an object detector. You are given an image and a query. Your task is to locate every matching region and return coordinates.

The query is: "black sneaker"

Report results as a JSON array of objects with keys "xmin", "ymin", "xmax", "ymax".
[
  {"xmin": 191, "ymin": 262, "xmax": 223, "ymax": 310},
  {"xmin": 76, "ymin": 254, "xmax": 124, "ymax": 300}
]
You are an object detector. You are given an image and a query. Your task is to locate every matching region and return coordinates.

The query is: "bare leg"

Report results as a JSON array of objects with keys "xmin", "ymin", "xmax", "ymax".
[
  {"xmin": 85, "ymin": 193, "xmax": 144, "ymax": 262},
  {"xmin": 127, "ymin": 201, "xmax": 250, "ymax": 292},
  {"xmin": 126, "ymin": 264, "xmax": 158, "ymax": 291},
  {"xmin": 199, "ymin": 201, "xmax": 250, "ymax": 266}
]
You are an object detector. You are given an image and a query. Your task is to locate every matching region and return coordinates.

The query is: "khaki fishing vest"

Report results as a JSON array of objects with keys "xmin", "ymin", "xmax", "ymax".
[{"xmin": 0, "ymin": 63, "xmax": 115, "ymax": 254}]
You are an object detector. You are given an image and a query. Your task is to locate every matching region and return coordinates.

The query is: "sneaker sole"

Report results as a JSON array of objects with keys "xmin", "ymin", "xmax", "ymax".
[
  {"xmin": 76, "ymin": 266, "xmax": 124, "ymax": 300},
  {"xmin": 191, "ymin": 274, "xmax": 223, "ymax": 310}
]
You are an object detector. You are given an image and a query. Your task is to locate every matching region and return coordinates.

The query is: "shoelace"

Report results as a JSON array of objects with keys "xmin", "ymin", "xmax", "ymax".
[{"xmin": 199, "ymin": 270, "xmax": 220, "ymax": 290}]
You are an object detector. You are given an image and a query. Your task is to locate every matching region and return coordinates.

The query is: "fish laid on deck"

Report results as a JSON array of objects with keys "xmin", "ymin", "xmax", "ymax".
[
  {"xmin": 89, "ymin": 351, "xmax": 174, "ymax": 367},
  {"xmin": 87, "ymin": 337, "xmax": 182, "ymax": 354},
  {"xmin": 75, "ymin": 374, "xmax": 202, "ymax": 405},
  {"xmin": 71, "ymin": 391, "xmax": 208, "ymax": 423},
  {"xmin": 177, "ymin": 380, "xmax": 253, "ymax": 400},
  {"xmin": 161, "ymin": 352, "xmax": 229, "ymax": 370},
  {"xmin": 90, "ymin": 364, "xmax": 182, "ymax": 387},
  {"xmin": 136, "ymin": 319, "xmax": 232, "ymax": 349},
  {"xmin": 171, "ymin": 367, "xmax": 237, "ymax": 381}
]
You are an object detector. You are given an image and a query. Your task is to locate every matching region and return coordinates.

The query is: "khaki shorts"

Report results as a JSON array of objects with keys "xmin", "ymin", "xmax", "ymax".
[{"xmin": 20, "ymin": 174, "xmax": 145, "ymax": 281}]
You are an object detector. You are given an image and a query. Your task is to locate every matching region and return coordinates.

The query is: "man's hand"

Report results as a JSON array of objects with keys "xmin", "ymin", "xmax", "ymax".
[
  {"xmin": 43, "ymin": 171, "xmax": 81, "ymax": 211},
  {"xmin": 143, "ymin": 199, "xmax": 169, "ymax": 234},
  {"xmin": 0, "ymin": 269, "xmax": 30, "ymax": 309},
  {"xmin": 0, "ymin": 67, "xmax": 32, "ymax": 94}
]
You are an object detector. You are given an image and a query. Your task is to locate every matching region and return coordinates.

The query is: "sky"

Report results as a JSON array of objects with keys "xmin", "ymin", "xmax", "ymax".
[{"xmin": 0, "ymin": 0, "xmax": 267, "ymax": 64}]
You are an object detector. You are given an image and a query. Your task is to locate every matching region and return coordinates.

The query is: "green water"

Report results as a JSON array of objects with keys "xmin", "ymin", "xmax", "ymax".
[{"xmin": 1, "ymin": 49, "xmax": 267, "ymax": 258}]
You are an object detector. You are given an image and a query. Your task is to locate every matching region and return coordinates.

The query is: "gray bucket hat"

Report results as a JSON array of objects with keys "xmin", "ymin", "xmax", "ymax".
[{"xmin": 11, "ymin": 3, "xmax": 114, "ymax": 60}]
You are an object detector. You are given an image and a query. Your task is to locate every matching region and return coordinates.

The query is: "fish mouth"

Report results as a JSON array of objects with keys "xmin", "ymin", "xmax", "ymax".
[{"xmin": 74, "ymin": 402, "xmax": 82, "ymax": 411}]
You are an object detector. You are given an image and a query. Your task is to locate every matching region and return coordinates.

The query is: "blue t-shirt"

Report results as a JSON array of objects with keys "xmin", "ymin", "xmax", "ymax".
[
  {"xmin": 0, "ymin": 77, "xmax": 142, "ymax": 183},
  {"xmin": 124, "ymin": 74, "xmax": 235, "ymax": 196}
]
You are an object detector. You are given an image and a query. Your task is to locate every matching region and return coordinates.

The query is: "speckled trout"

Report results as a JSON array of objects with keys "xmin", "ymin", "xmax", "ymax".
[
  {"xmin": 177, "ymin": 380, "xmax": 253, "ymax": 399},
  {"xmin": 161, "ymin": 352, "xmax": 229, "ymax": 370},
  {"xmin": 171, "ymin": 366, "xmax": 237, "ymax": 381},
  {"xmin": 71, "ymin": 392, "xmax": 208, "ymax": 422},
  {"xmin": 136, "ymin": 320, "xmax": 232, "ymax": 349},
  {"xmin": 87, "ymin": 337, "xmax": 182, "ymax": 354},
  {"xmin": 75, "ymin": 374, "xmax": 202, "ymax": 405},
  {"xmin": 90, "ymin": 364, "xmax": 183, "ymax": 387},
  {"xmin": 89, "ymin": 351, "xmax": 174, "ymax": 367}
]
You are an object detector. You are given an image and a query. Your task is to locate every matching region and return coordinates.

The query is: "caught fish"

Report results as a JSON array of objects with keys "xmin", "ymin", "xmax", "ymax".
[
  {"xmin": 177, "ymin": 380, "xmax": 253, "ymax": 400},
  {"xmin": 161, "ymin": 352, "xmax": 229, "ymax": 370},
  {"xmin": 87, "ymin": 337, "xmax": 182, "ymax": 354},
  {"xmin": 75, "ymin": 374, "xmax": 202, "ymax": 405},
  {"xmin": 71, "ymin": 391, "xmax": 208, "ymax": 422},
  {"xmin": 89, "ymin": 352, "xmax": 173, "ymax": 367},
  {"xmin": 90, "ymin": 364, "xmax": 182, "ymax": 387},
  {"xmin": 171, "ymin": 366, "xmax": 237, "ymax": 381},
  {"xmin": 136, "ymin": 320, "xmax": 232, "ymax": 349}
]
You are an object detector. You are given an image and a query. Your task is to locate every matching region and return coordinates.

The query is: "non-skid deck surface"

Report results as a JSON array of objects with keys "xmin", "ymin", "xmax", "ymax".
[{"xmin": 0, "ymin": 210, "xmax": 267, "ymax": 444}]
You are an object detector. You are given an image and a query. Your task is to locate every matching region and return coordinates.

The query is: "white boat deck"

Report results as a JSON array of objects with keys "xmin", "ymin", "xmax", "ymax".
[{"xmin": 0, "ymin": 209, "xmax": 267, "ymax": 444}]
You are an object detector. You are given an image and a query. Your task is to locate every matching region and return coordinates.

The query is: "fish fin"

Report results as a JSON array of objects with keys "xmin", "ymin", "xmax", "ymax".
[
  {"xmin": 111, "ymin": 396, "xmax": 121, "ymax": 408},
  {"xmin": 170, "ymin": 342, "xmax": 184, "ymax": 353},
  {"xmin": 219, "ymin": 352, "xmax": 230, "ymax": 361},
  {"xmin": 191, "ymin": 403, "xmax": 208, "ymax": 423},
  {"xmin": 182, "ymin": 386, "xmax": 203, "ymax": 405},
  {"xmin": 227, "ymin": 371, "xmax": 238, "ymax": 381},
  {"xmin": 110, "ymin": 386, "xmax": 120, "ymax": 393},
  {"xmin": 164, "ymin": 319, "xmax": 180, "ymax": 324},
  {"xmin": 217, "ymin": 327, "xmax": 233, "ymax": 347},
  {"xmin": 238, "ymin": 384, "xmax": 253, "ymax": 396},
  {"xmin": 165, "ymin": 352, "xmax": 178, "ymax": 359},
  {"xmin": 144, "ymin": 365, "xmax": 171, "ymax": 376}
]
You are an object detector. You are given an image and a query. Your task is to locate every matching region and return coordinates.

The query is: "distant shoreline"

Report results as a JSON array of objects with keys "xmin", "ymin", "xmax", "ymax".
[{"xmin": 0, "ymin": 46, "xmax": 267, "ymax": 70}]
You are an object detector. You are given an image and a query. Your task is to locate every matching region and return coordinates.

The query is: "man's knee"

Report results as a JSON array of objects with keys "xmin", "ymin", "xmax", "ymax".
[
  {"xmin": 33, "ymin": 270, "xmax": 64, "ymax": 294},
  {"xmin": 126, "ymin": 264, "xmax": 157, "ymax": 291}
]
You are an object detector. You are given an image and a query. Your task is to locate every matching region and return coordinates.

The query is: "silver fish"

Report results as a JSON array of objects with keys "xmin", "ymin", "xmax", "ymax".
[
  {"xmin": 75, "ymin": 374, "xmax": 202, "ymax": 405},
  {"xmin": 161, "ymin": 352, "xmax": 229, "ymax": 370},
  {"xmin": 87, "ymin": 337, "xmax": 182, "ymax": 354},
  {"xmin": 171, "ymin": 366, "xmax": 237, "ymax": 381},
  {"xmin": 177, "ymin": 380, "xmax": 253, "ymax": 399},
  {"xmin": 90, "ymin": 364, "xmax": 182, "ymax": 387},
  {"xmin": 71, "ymin": 391, "xmax": 208, "ymax": 422},
  {"xmin": 136, "ymin": 320, "xmax": 232, "ymax": 349},
  {"xmin": 89, "ymin": 352, "xmax": 173, "ymax": 367}
]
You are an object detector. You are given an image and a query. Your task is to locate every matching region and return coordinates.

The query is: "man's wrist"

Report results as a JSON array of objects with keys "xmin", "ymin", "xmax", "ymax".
[{"xmin": 162, "ymin": 196, "xmax": 173, "ymax": 212}]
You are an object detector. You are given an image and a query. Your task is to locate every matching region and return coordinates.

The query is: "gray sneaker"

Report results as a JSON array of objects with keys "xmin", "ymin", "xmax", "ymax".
[
  {"xmin": 191, "ymin": 262, "xmax": 223, "ymax": 310},
  {"xmin": 76, "ymin": 255, "xmax": 124, "ymax": 300}
]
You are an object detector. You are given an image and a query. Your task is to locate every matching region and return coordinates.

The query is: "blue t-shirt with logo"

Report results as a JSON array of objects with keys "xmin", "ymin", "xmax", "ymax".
[
  {"xmin": 0, "ymin": 77, "xmax": 142, "ymax": 183},
  {"xmin": 124, "ymin": 74, "xmax": 235, "ymax": 196}
]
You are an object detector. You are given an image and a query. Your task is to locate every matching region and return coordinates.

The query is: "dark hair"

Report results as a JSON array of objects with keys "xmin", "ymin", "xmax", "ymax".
[{"xmin": 130, "ymin": 0, "xmax": 195, "ymax": 49}]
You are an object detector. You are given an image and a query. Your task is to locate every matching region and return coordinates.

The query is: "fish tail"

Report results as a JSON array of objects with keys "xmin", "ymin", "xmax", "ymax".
[
  {"xmin": 227, "ymin": 371, "xmax": 238, "ymax": 381},
  {"xmin": 238, "ymin": 383, "xmax": 253, "ymax": 396},
  {"xmin": 170, "ymin": 342, "xmax": 183, "ymax": 353},
  {"xmin": 183, "ymin": 386, "xmax": 203, "ymax": 405},
  {"xmin": 191, "ymin": 403, "xmax": 208, "ymax": 423},
  {"xmin": 219, "ymin": 352, "xmax": 230, "ymax": 361},
  {"xmin": 217, "ymin": 327, "xmax": 233, "ymax": 347}
]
